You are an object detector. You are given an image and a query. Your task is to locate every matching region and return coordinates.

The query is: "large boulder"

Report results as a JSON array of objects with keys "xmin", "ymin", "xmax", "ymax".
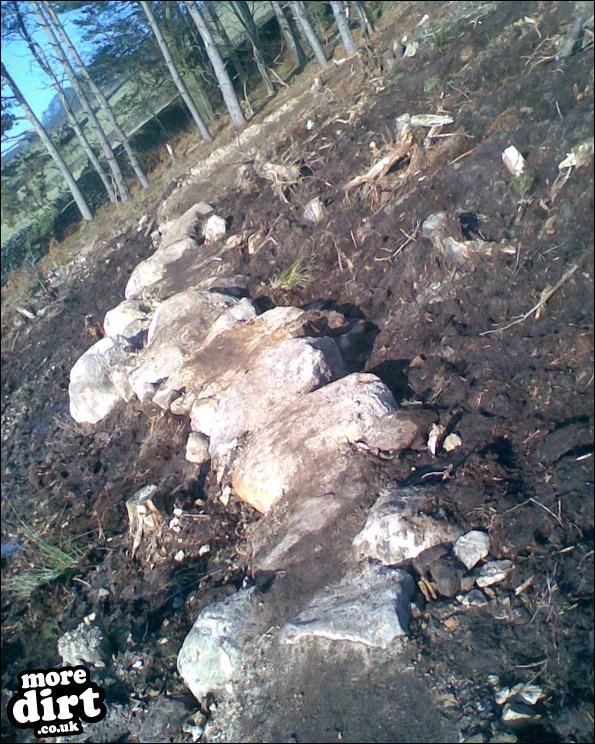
[
  {"xmin": 208, "ymin": 336, "xmax": 346, "ymax": 470},
  {"xmin": 125, "ymin": 237, "xmax": 201, "ymax": 300},
  {"xmin": 177, "ymin": 588, "xmax": 262, "ymax": 701},
  {"xmin": 128, "ymin": 289, "xmax": 245, "ymax": 404},
  {"xmin": 69, "ymin": 337, "xmax": 134, "ymax": 424},
  {"xmin": 230, "ymin": 373, "xmax": 429, "ymax": 514},
  {"xmin": 281, "ymin": 563, "xmax": 415, "ymax": 648}
]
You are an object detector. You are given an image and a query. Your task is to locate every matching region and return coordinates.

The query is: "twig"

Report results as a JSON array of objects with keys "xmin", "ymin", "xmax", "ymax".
[
  {"xmin": 448, "ymin": 147, "xmax": 477, "ymax": 166},
  {"xmin": 480, "ymin": 260, "xmax": 582, "ymax": 335}
]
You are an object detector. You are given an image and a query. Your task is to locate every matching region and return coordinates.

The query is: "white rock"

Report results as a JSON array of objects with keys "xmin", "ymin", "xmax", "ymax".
[
  {"xmin": 208, "ymin": 336, "xmax": 346, "ymax": 468},
  {"xmin": 403, "ymin": 40, "xmax": 419, "ymax": 57},
  {"xmin": 125, "ymin": 237, "xmax": 200, "ymax": 299},
  {"xmin": 475, "ymin": 560, "xmax": 514, "ymax": 588},
  {"xmin": 303, "ymin": 197, "xmax": 324, "ymax": 224},
  {"xmin": 186, "ymin": 432, "xmax": 210, "ymax": 465},
  {"xmin": 353, "ymin": 488, "xmax": 462, "ymax": 565},
  {"xmin": 203, "ymin": 297, "xmax": 258, "ymax": 345},
  {"xmin": 190, "ymin": 397, "xmax": 219, "ymax": 436},
  {"xmin": 454, "ymin": 530, "xmax": 490, "ymax": 570},
  {"xmin": 203, "ymin": 214, "xmax": 227, "ymax": 242},
  {"xmin": 69, "ymin": 337, "xmax": 134, "ymax": 423},
  {"xmin": 443, "ymin": 432, "xmax": 462, "ymax": 452},
  {"xmin": 281, "ymin": 563, "xmax": 415, "ymax": 648},
  {"xmin": 159, "ymin": 202, "xmax": 213, "ymax": 247},
  {"xmin": 427, "ymin": 422, "xmax": 445, "ymax": 455},
  {"xmin": 104, "ymin": 300, "xmax": 153, "ymax": 340},
  {"xmin": 177, "ymin": 588, "xmax": 261, "ymax": 700},
  {"xmin": 231, "ymin": 373, "xmax": 399, "ymax": 513}
]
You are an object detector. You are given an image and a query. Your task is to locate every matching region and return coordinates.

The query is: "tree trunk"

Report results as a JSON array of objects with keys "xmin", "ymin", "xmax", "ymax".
[
  {"xmin": 351, "ymin": 0, "xmax": 373, "ymax": 37},
  {"xmin": 201, "ymin": 2, "xmax": 247, "ymax": 87},
  {"xmin": 271, "ymin": 1, "xmax": 306, "ymax": 68},
  {"xmin": 289, "ymin": 1, "xmax": 327, "ymax": 68},
  {"xmin": 31, "ymin": 1, "xmax": 131, "ymax": 202},
  {"xmin": 44, "ymin": 4, "xmax": 150, "ymax": 191},
  {"xmin": 330, "ymin": 1, "xmax": 357, "ymax": 54},
  {"xmin": 13, "ymin": 6, "xmax": 117, "ymax": 204},
  {"xmin": 231, "ymin": 1, "xmax": 275, "ymax": 97},
  {"xmin": 1, "ymin": 62, "xmax": 93, "ymax": 221},
  {"xmin": 139, "ymin": 0, "xmax": 212, "ymax": 143},
  {"xmin": 184, "ymin": 1, "xmax": 246, "ymax": 126}
]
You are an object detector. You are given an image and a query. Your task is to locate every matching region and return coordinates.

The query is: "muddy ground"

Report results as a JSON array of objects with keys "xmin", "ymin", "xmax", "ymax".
[{"xmin": 1, "ymin": 2, "xmax": 593, "ymax": 742}]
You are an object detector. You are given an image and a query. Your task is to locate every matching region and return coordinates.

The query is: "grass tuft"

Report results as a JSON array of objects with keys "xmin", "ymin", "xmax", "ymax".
[
  {"xmin": 4, "ymin": 521, "xmax": 86, "ymax": 600},
  {"xmin": 266, "ymin": 258, "xmax": 312, "ymax": 292}
]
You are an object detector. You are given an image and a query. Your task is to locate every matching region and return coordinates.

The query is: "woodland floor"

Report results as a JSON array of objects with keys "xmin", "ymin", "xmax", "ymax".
[{"xmin": 1, "ymin": 2, "xmax": 594, "ymax": 742}]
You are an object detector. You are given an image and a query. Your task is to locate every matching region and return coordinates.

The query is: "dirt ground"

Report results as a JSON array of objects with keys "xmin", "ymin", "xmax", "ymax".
[{"xmin": 1, "ymin": 2, "xmax": 593, "ymax": 742}]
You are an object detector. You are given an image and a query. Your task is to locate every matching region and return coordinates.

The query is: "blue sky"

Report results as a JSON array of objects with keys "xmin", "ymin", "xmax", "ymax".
[{"xmin": 2, "ymin": 9, "xmax": 87, "ymax": 153}]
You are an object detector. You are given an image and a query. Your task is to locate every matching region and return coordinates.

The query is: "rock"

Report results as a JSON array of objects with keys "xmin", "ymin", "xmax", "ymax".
[
  {"xmin": 190, "ymin": 397, "xmax": 219, "ymax": 435},
  {"xmin": 58, "ymin": 621, "xmax": 111, "ymax": 668},
  {"xmin": 231, "ymin": 373, "xmax": 402, "ymax": 513},
  {"xmin": 69, "ymin": 337, "xmax": 134, "ymax": 424},
  {"xmin": 252, "ymin": 492, "xmax": 351, "ymax": 571},
  {"xmin": 443, "ymin": 432, "xmax": 463, "ymax": 452},
  {"xmin": 353, "ymin": 487, "xmax": 462, "ymax": 566},
  {"xmin": 186, "ymin": 432, "xmax": 210, "ymax": 465},
  {"xmin": 128, "ymin": 289, "xmax": 240, "ymax": 404},
  {"xmin": 303, "ymin": 197, "xmax": 325, "ymax": 224},
  {"xmin": 203, "ymin": 214, "xmax": 227, "ymax": 242},
  {"xmin": 103, "ymin": 299, "xmax": 153, "ymax": 340},
  {"xmin": 501, "ymin": 702, "xmax": 542, "ymax": 726},
  {"xmin": 159, "ymin": 202, "xmax": 213, "ymax": 247},
  {"xmin": 281, "ymin": 563, "xmax": 415, "ymax": 649},
  {"xmin": 458, "ymin": 589, "xmax": 488, "ymax": 608},
  {"xmin": 412, "ymin": 544, "xmax": 449, "ymax": 575},
  {"xmin": 139, "ymin": 698, "xmax": 191, "ymax": 744},
  {"xmin": 429, "ymin": 554, "xmax": 466, "ymax": 597},
  {"xmin": 177, "ymin": 588, "xmax": 262, "ymax": 701},
  {"xmin": 454, "ymin": 530, "xmax": 491, "ymax": 570},
  {"xmin": 125, "ymin": 237, "xmax": 201, "ymax": 299},
  {"xmin": 475, "ymin": 560, "xmax": 514, "ymax": 588},
  {"xmin": 203, "ymin": 297, "xmax": 258, "ymax": 345},
  {"xmin": 403, "ymin": 40, "xmax": 419, "ymax": 57},
  {"xmin": 209, "ymin": 336, "xmax": 346, "ymax": 469}
]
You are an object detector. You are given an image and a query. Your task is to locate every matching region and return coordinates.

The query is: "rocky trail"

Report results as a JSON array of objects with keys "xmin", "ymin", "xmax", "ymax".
[{"xmin": 1, "ymin": 2, "xmax": 594, "ymax": 743}]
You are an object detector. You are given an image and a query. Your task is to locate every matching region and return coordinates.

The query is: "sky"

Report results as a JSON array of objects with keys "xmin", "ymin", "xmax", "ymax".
[{"xmin": 2, "ymin": 7, "xmax": 88, "ymax": 154}]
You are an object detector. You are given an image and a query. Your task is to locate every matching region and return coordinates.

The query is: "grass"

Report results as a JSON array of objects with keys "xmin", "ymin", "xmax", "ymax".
[
  {"xmin": 423, "ymin": 75, "xmax": 440, "ymax": 94},
  {"xmin": 511, "ymin": 171, "xmax": 535, "ymax": 199},
  {"xmin": 4, "ymin": 520, "xmax": 87, "ymax": 600},
  {"xmin": 266, "ymin": 258, "xmax": 312, "ymax": 292},
  {"xmin": 431, "ymin": 27, "xmax": 457, "ymax": 51}
]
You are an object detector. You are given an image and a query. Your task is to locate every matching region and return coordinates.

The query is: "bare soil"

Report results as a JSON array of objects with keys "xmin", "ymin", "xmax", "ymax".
[{"xmin": 2, "ymin": 2, "xmax": 593, "ymax": 742}]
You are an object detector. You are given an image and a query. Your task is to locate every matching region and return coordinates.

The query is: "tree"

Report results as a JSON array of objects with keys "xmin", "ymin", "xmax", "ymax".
[
  {"xmin": 184, "ymin": 1, "xmax": 245, "ymax": 127},
  {"xmin": 1, "ymin": 61, "xmax": 92, "ymax": 221},
  {"xmin": 229, "ymin": 1, "xmax": 275, "ymax": 97},
  {"xmin": 351, "ymin": 1, "xmax": 373, "ymax": 37},
  {"xmin": 271, "ymin": 1, "xmax": 306, "ymax": 69},
  {"xmin": 139, "ymin": 0, "xmax": 212, "ymax": 143},
  {"xmin": 289, "ymin": 1, "xmax": 327, "ymax": 68},
  {"xmin": 31, "ymin": 0, "xmax": 131, "ymax": 202},
  {"xmin": 330, "ymin": 1, "xmax": 357, "ymax": 54},
  {"xmin": 8, "ymin": 1, "xmax": 118, "ymax": 204},
  {"xmin": 44, "ymin": 2, "xmax": 150, "ymax": 190},
  {"xmin": 201, "ymin": 2, "xmax": 247, "ymax": 90}
]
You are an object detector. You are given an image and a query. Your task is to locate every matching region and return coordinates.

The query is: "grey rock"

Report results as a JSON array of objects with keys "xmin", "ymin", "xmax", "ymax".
[
  {"xmin": 429, "ymin": 554, "xmax": 465, "ymax": 597},
  {"xmin": 69, "ymin": 337, "xmax": 134, "ymax": 424},
  {"xmin": 353, "ymin": 488, "xmax": 462, "ymax": 566},
  {"xmin": 412, "ymin": 543, "xmax": 449, "ymax": 575},
  {"xmin": 103, "ymin": 299, "xmax": 154, "ymax": 340},
  {"xmin": 126, "ymin": 237, "xmax": 201, "ymax": 299},
  {"xmin": 186, "ymin": 432, "xmax": 210, "ymax": 465},
  {"xmin": 475, "ymin": 560, "xmax": 514, "ymax": 588},
  {"xmin": 454, "ymin": 530, "xmax": 491, "ymax": 570},
  {"xmin": 281, "ymin": 563, "xmax": 415, "ymax": 649},
  {"xmin": 178, "ymin": 588, "xmax": 262, "ymax": 701},
  {"xmin": 58, "ymin": 621, "xmax": 110, "ymax": 668}
]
